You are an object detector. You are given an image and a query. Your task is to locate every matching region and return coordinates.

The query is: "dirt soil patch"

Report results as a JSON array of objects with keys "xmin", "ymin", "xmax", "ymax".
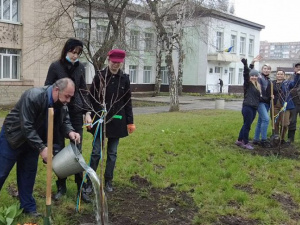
[
  {"xmin": 248, "ymin": 142, "xmax": 300, "ymax": 159},
  {"xmin": 9, "ymin": 144, "xmax": 300, "ymax": 224},
  {"xmin": 105, "ymin": 175, "xmax": 197, "ymax": 225},
  {"xmin": 65, "ymin": 144, "xmax": 300, "ymax": 224}
]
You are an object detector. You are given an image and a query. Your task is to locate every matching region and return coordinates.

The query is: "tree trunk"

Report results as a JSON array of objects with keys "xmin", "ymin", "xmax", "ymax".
[
  {"xmin": 177, "ymin": 32, "xmax": 184, "ymax": 96},
  {"xmin": 153, "ymin": 35, "xmax": 163, "ymax": 97},
  {"xmin": 166, "ymin": 52, "xmax": 179, "ymax": 112}
]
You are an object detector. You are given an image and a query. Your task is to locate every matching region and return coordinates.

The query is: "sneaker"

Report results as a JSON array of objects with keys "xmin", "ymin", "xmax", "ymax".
[
  {"xmin": 235, "ymin": 140, "xmax": 243, "ymax": 146},
  {"xmin": 280, "ymin": 140, "xmax": 290, "ymax": 146},
  {"xmin": 242, "ymin": 143, "xmax": 254, "ymax": 150},
  {"xmin": 23, "ymin": 211, "xmax": 43, "ymax": 218},
  {"xmin": 252, "ymin": 140, "xmax": 260, "ymax": 145}
]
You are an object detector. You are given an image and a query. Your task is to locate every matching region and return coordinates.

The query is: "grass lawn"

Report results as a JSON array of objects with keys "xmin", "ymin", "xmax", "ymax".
[{"xmin": 1, "ymin": 109, "xmax": 300, "ymax": 224}]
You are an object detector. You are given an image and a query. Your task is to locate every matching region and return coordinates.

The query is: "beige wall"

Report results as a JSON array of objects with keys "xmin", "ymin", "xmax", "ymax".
[
  {"xmin": 0, "ymin": 22, "xmax": 22, "ymax": 48},
  {"xmin": 0, "ymin": 0, "xmax": 75, "ymax": 106}
]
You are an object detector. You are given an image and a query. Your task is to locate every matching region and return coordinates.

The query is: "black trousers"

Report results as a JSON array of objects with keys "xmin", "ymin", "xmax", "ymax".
[{"xmin": 53, "ymin": 112, "xmax": 83, "ymax": 185}]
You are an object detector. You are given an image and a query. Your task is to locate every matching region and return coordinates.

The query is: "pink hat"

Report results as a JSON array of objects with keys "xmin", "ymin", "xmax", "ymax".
[{"xmin": 108, "ymin": 49, "xmax": 126, "ymax": 63}]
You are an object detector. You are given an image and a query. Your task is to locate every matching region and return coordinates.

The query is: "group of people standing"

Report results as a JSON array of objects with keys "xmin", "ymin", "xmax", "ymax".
[
  {"xmin": 236, "ymin": 55, "xmax": 300, "ymax": 150},
  {"xmin": 0, "ymin": 38, "xmax": 135, "ymax": 217}
]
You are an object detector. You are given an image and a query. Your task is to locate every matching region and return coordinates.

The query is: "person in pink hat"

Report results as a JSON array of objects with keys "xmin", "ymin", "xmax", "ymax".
[{"xmin": 85, "ymin": 49, "xmax": 136, "ymax": 192}]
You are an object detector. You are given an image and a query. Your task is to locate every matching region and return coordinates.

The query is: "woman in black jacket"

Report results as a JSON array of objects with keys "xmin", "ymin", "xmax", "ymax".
[
  {"xmin": 44, "ymin": 38, "xmax": 90, "ymax": 203},
  {"xmin": 235, "ymin": 59, "xmax": 261, "ymax": 150}
]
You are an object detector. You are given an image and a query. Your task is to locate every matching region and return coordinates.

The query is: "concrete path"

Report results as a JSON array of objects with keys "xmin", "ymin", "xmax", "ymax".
[
  {"xmin": 132, "ymin": 96, "xmax": 242, "ymax": 115},
  {"xmin": 0, "ymin": 96, "xmax": 243, "ymax": 127}
]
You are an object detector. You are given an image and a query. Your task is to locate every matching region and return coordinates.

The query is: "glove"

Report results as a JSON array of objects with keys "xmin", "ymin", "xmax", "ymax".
[
  {"xmin": 241, "ymin": 58, "xmax": 247, "ymax": 66},
  {"xmin": 127, "ymin": 124, "xmax": 136, "ymax": 134}
]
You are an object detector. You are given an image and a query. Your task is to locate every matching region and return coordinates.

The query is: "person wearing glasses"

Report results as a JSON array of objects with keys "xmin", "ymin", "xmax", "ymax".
[{"xmin": 44, "ymin": 38, "xmax": 91, "ymax": 203}]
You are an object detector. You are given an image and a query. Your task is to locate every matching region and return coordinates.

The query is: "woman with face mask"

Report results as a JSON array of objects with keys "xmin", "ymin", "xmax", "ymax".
[{"xmin": 44, "ymin": 38, "xmax": 91, "ymax": 203}]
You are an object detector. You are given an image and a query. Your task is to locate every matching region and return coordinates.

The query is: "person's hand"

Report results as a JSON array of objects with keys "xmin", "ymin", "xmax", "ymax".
[
  {"xmin": 127, "ymin": 124, "xmax": 136, "ymax": 134},
  {"xmin": 85, "ymin": 112, "xmax": 92, "ymax": 130},
  {"xmin": 252, "ymin": 55, "xmax": 263, "ymax": 64},
  {"xmin": 296, "ymin": 70, "xmax": 300, "ymax": 75},
  {"xmin": 241, "ymin": 58, "xmax": 247, "ymax": 66},
  {"xmin": 40, "ymin": 147, "xmax": 48, "ymax": 164},
  {"xmin": 69, "ymin": 131, "xmax": 81, "ymax": 143}
]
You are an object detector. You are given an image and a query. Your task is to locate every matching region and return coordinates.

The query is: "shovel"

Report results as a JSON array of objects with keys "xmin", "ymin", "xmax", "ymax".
[
  {"xmin": 270, "ymin": 82, "xmax": 280, "ymax": 147},
  {"xmin": 44, "ymin": 108, "xmax": 54, "ymax": 225}
]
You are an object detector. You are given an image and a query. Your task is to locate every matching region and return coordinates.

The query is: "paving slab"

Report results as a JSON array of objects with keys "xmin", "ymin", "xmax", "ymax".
[{"xmin": 132, "ymin": 96, "xmax": 242, "ymax": 114}]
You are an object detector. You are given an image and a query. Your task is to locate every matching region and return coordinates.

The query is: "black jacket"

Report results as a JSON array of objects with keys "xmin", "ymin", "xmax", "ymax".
[
  {"xmin": 243, "ymin": 64, "xmax": 261, "ymax": 109},
  {"xmin": 45, "ymin": 60, "xmax": 89, "ymax": 115},
  {"xmin": 89, "ymin": 67, "xmax": 133, "ymax": 138},
  {"xmin": 3, "ymin": 86, "xmax": 74, "ymax": 151},
  {"xmin": 249, "ymin": 63, "xmax": 271, "ymax": 104}
]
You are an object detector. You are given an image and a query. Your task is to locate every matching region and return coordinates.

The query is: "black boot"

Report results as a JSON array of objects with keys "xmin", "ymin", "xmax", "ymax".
[
  {"xmin": 84, "ymin": 179, "xmax": 93, "ymax": 195},
  {"xmin": 54, "ymin": 179, "xmax": 67, "ymax": 201},
  {"xmin": 105, "ymin": 180, "xmax": 113, "ymax": 192},
  {"xmin": 288, "ymin": 130, "xmax": 295, "ymax": 143},
  {"xmin": 77, "ymin": 183, "xmax": 91, "ymax": 203}
]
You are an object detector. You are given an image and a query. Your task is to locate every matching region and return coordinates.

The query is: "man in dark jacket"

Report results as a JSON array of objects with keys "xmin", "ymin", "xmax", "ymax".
[
  {"xmin": 85, "ymin": 49, "xmax": 135, "ymax": 192},
  {"xmin": 218, "ymin": 78, "xmax": 223, "ymax": 93},
  {"xmin": 288, "ymin": 62, "xmax": 300, "ymax": 142},
  {"xmin": 0, "ymin": 78, "xmax": 80, "ymax": 217}
]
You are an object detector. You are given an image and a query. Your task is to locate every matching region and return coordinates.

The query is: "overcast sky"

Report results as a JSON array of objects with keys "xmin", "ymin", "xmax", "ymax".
[{"xmin": 233, "ymin": 0, "xmax": 300, "ymax": 42}]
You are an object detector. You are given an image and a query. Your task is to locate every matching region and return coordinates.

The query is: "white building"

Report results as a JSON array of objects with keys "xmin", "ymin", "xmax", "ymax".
[
  {"xmin": 0, "ymin": 2, "xmax": 264, "ymax": 106},
  {"xmin": 78, "ymin": 7, "xmax": 265, "ymax": 94}
]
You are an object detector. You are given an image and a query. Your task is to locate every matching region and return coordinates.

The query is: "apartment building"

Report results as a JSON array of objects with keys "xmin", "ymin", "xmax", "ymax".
[{"xmin": 259, "ymin": 41, "xmax": 300, "ymax": 75}]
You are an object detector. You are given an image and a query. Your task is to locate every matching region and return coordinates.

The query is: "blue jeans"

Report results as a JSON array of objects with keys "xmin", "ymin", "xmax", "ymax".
[
  {"xmin": 254, "ymin": 103, "xmax": 270, "ymax": 141},
  {"xmin": 89, "ymin": 136, "xmax": 119, "ymax": 181},
  {"xmin": 238, "ymin": 105, "xmax": 257, "ymax": 144},
  {"xmin": 0, "ymin": 127, "xmax": 39, "ymax": 213}
]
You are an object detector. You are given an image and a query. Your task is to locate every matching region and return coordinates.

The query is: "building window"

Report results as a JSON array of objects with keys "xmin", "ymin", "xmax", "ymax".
[
  {"xmin": 230, "ymin": 35, "xmax": 237, "ymax": 53},
  {"xmin": 228, "ymin": 68, "xmax": 235, "ymax": 84},
  {"xmin": 144, "ymin": 33, "xmax": 153, "ymax": 51},
  {"xmin": 161, "ymin": 66, "xmax": 168, "ymax": 84},
  {"xmin": 240, "ymin": 36, "xmax": 246, "ymax": 55},
  {"xmin": 129, "ymin": 65, "xmax": 137, "ymax": 83},
  {"xmin": 130, "ymin": 30, "xmax": 139, "ymax": 49},
  {"xmin": 0, "ymin": 48, "xmax": 20, "ymax": 80},
  {"xmin": 143, "ymin": 66, "xmax": 151, "ymax": 83},
  {"xmin": 215, "ymin": 66, "xmax": 222, "ymax": 73},
  {"xmin": 248, "ymin": 38, "xmax": 254, "ymax": 56},
  {"xmin": 216, "ymin": 32, "xmax": 223, "ymax": 51},
  {"xmin": 76, "ymin": 22, "xmax": 88, "ymax": 40},
  {"xmin": 238, "ymin": 68, "xmax": 243, "ymax": 84},
  {"xmin": 1, "ymin": 0, "xmax": 19, "ymax": 22},
  {"xmin": 96, "ymin": 25, "xmax": 107, "ymax": 44}
]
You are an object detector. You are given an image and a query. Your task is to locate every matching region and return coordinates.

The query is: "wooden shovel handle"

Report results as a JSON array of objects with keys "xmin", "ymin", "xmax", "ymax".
[
  {"xmin": 46, "ymin": 108, "xmax": 54, "ymax": 206},
  {"xmin": 270, "ymin": 81, "xmax": 275, "ymax": 129}
]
